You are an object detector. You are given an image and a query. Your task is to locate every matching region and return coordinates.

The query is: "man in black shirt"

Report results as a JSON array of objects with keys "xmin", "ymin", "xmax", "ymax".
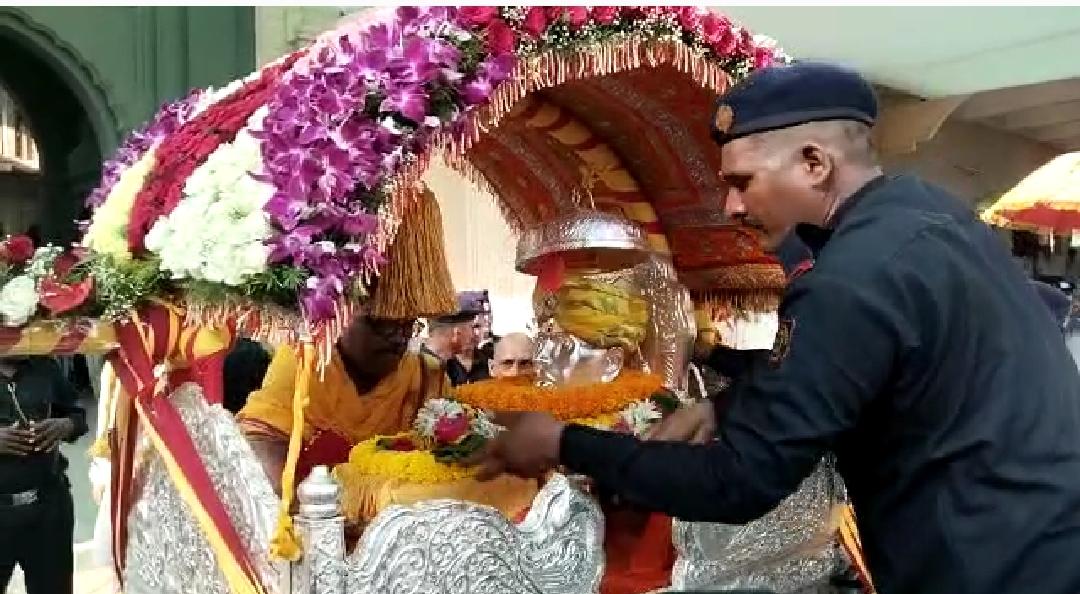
[{"xmin": 0, "ymin": 355, "xmax": 87, "ymax": 594}]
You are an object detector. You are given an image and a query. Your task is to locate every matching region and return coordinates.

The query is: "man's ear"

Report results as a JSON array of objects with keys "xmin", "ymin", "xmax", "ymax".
[{"xmin": 800, "ymin": 141, "xmax": 833, "ymax": 188}]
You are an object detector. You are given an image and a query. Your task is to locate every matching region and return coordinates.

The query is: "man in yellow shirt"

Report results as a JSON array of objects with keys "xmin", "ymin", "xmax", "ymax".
[{"xmin": 236, "ymin": 187, "xmax": 457, "ymax": 494}]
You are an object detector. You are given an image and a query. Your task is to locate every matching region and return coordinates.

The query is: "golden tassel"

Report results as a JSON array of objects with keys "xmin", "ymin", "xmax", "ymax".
[
  {"xmin": 269, "ymin": 341, "xmax": 315, "ymax": 561},
  {"xmin": 370, "ymin": 185, "xmax": 457, "ymax": 320}
]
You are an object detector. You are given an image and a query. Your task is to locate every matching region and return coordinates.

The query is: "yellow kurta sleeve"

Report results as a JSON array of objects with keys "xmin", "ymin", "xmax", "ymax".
[{"xmin": 236, "ymin": 346, "xmax": 299, "ymax": 438}]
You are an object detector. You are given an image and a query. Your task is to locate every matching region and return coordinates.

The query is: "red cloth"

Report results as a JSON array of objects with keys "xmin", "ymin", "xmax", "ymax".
[
  {"xmin": 600, "ymin": 506, "xmax": 675, "ymax": 594},
  {"xmin": 296, "ymin": 429, "xmax": 354, "ymax": 485},
  {"xmin": 512, "ymin": 503, "xmax": 674, "ymax": 594}
]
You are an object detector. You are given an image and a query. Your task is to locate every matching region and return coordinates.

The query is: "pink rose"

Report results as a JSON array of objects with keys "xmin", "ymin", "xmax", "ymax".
[
  {"xmin": 753, "ymin": 46, "xmax": 776, "ymax": 69},
  {"xmin": 565, "ymin": 6, "xmax": 588, "ymax": 29},
  {"xmin": 736, "ymin": 28, "xmax": 755, "ymax": 57},
  {"xmin": 522, "ymin": 6, "xmax": 550, "ymax": 38},
  {"xmin": 590, "ymin": 6, "xmax": 619, "ymax": 25},
  {"xmin": 700, "ymin": 12, "xmax": 728, "ymax": 43},
  {"xmin": 703, "ymin": 14, "xmax": 737, "ymax": 55},
  {"xmin": 486, "ymin": 19, "xmax": 517, "ymax": 54},
  {"xmin": 433, "ymin": 414, "xmax": 470, "ymax": 445},
  {"xmin": 677, "ymin": 7, "xmax": 701, "ymax": 32},
  {"xmin": 458, "ymin": 6, "xmax": 500, "ymax": 28}
]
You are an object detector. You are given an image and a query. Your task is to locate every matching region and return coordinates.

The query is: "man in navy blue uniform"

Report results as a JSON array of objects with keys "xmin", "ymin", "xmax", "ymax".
[{"xmin": 475, "ymin": 62, "xmax": 1080, "ymax": 594}]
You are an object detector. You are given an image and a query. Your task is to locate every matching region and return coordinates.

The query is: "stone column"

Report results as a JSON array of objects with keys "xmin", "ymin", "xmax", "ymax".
[{"xmin": 292, "ymin": 466, "xmax": 346, "ymax": 594}]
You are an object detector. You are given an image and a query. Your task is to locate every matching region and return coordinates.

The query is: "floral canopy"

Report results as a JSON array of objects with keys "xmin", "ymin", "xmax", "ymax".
[{"xmin": 5, "ymin": 6, "xmax": 790, "ymax": 358}]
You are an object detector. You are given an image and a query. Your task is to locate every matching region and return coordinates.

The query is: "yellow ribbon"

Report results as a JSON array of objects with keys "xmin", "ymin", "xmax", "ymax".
[{"xmin": 269, "ymin": 341, "xmax": 315, "ymax": 560}]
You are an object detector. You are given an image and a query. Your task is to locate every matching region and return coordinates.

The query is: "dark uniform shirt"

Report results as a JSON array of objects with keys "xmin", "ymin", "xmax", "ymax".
[
  {"xmin": 0, "ymin": 357, "xmax": 87, "ymax": 494},
  {"xmin": 561, "ymin": 175, "xmax": 1080, "ymax": 594},
  {"xmin": 446, "ymin": 350, "xmax": 490, "ymax": 387}
]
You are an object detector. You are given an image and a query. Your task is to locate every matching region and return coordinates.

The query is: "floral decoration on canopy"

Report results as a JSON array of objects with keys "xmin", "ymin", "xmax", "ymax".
[{"xmin": 69, "ymin": 6, "xmax": 788, "ymax": 352}]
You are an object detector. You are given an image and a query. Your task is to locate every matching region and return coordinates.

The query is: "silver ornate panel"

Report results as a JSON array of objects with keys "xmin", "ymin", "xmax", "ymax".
[
  {"xmin": 670, "ymin": 457, "xmax": 846, "ymax": 593},
  {"xmin": 123, "ymin": 383, "xmax": 284, "ymax": 594},
  {"xmin": 345, "ymin": 473, "xmax": 605, "ymax": 594}
]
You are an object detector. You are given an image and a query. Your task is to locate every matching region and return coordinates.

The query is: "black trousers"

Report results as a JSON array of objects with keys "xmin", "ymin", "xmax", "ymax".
[{"xmin": 0, "ymin": 482, "xmax": 74, "ymax": 594}]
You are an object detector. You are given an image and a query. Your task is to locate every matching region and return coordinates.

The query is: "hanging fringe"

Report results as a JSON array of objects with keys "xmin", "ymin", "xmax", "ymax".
[
  {"xmin": 373, "ymin": 38, "xmax": 734, "ymax": 254},
  {"xmin": 696, "ymin": 291, "xmax": 783, "ymax": 318}
]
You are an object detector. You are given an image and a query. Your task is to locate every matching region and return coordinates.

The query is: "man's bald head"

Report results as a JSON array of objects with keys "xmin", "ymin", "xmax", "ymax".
[{"xmin": 490, "ymin": 333, "xmax": 536, "ymax": 379}]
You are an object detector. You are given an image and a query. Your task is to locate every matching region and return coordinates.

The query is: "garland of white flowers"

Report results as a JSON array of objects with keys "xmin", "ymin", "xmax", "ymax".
[{"xmin": 144, "ymin": 107, "xmax": 275, "ymax": 286}]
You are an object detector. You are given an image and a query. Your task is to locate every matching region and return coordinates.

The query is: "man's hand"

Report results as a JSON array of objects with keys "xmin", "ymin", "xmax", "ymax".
[
  {"xmin": 473, "ymin": 412, "xmax": 566, "ymax": 481},
  {"xmin": 0, "ymin": 424, "xmax": 34, "ymax": 456},
  {"xmin": 643, "ymin": 400, "xmax": 716, "ymax": 444},
  {"xmin": 30, "ymin": 418, "xmax": 75, "ymax": 452}
]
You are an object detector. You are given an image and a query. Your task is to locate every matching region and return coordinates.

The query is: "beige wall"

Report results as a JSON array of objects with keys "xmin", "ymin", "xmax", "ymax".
[
  {"xmin": 884, "ymin": 117, "xmax": 1059, "ymax": 209},
  {"xmin": 424, "ymin": 160, "xmax": 537, "ymax": 335}
]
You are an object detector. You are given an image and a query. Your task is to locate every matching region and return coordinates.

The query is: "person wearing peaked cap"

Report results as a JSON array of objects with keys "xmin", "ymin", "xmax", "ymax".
[
  {"xmin": 474, "ymin": 62, "xmax": 1080, "ymax": 594},
  {"xmin": 424, "ymin": 292, "xmax": 493, "ymax": 386},
  {"xmin": 237, "ymin": 186, "xmax": 454, "ymax": 498}
]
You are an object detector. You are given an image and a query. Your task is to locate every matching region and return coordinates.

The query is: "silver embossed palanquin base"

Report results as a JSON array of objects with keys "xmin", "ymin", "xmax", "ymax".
[
  {"xmin": 120, "ymin": 383, "xmax": 848, "ymax": 594},
  {"xmin": 345, "ymin": 473, "xmax": 605, "ymax": 594},
  {"xmin": 123, "ymin": 384, "xmax": 285, "ymax": 594},
  {"xmin": 670, "ymin": 457, "xmax": 847, "ymax": 593}
]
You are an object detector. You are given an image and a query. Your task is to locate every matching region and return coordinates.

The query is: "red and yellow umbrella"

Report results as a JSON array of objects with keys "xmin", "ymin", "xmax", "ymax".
[{"xmin": 982, "ymin": 152, "xmax": 1080, "ymax": 234}]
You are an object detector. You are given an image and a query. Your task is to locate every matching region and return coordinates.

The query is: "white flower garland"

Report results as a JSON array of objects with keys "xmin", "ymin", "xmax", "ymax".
[{"xmin": 144, "ymin": 107, "xmax": 275, "ymax": 286}]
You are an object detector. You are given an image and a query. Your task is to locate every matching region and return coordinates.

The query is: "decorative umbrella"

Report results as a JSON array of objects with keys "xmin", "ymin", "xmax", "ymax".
[{"xmin": 982, "ymin": 151, "xmax": 1080, "ymax": 235}]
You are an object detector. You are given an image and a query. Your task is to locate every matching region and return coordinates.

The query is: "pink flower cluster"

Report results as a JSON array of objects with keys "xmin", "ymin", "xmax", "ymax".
[{"xmin": 456, "ymin": 6, "xmax": 782, "ymax": 69}]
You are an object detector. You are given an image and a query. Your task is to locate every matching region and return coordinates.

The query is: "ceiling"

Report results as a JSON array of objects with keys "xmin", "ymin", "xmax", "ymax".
[
  {"xmin": 952, "ymin": 79, "xmax": 1080, "ymax": 153},
  {"xmin": 719, "ymin": 6, "xmax": 1080, "ymax": 98},
  {"xmin": 720, "ymin": 6, "xmax": 1080, "ymax": 154}
]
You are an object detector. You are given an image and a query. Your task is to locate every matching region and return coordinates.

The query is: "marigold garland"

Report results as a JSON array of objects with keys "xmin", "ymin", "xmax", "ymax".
[
  {"xmin": 125, "ymin": 50, "xmax": 305, "ymax": 255},
  {"xmin": 454, "ymin": 370, "xmax": 665, "ymax": 420},
  {"xmin": 345, "ymin": 435, "xmax": 481, "ymax": 484}
]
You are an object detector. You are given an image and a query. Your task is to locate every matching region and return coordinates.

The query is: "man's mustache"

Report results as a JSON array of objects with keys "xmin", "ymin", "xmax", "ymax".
[{"xmin": 730, "ymin": 213, "xmax": 768, "ymax": 232}]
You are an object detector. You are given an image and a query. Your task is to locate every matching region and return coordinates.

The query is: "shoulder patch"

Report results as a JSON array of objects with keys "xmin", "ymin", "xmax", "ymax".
[{"xmin": 769, "ymin": 317, "xmax": 795, "ymax": 368}]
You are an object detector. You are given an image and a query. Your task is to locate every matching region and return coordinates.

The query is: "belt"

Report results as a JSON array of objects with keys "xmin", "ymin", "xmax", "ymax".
[{"xmin": 0, "ymin": 488, "xmax": 39, "ymax": 507}]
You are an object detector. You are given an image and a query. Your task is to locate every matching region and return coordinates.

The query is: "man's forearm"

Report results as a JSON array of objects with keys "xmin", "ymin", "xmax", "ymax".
[{"xmin": 559, "ymin": 424, "xmax": 785, "ymax": 524}]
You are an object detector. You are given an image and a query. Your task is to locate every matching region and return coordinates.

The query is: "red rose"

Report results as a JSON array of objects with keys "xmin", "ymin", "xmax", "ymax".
[
  {"xmin": 590, "ymin": 6, "xmax": 619, "ymax": 25},
  {"xmin": 459, "ymin": 6, "xmax": 500, "ymax": 28},
  {"xmin": 522, "ymin": 6, "xmax": 549, "ymax": 38},
  {"xmin": 564, "ymin": 6, "xmax": 589, "ymax": 29},
  {"xmin": 39, "ymin": 276, "xmax": 93, "ymax": 316},
  {"xmin": 1, "ymin": 235, "xmax": 34, "ymax": 265},
  {"xmin": 677, "ymin": 7, "xmax": 702, "ymax": 32},
  {"xmin": 486, "ymin": 19, "xmax": 518, "ymax": 55},
  {"xmin": 433, "ymin": 414, "xmax": 470, "ymax": 445}
]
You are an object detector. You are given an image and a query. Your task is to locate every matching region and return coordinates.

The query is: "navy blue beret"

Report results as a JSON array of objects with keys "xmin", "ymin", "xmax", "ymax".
[{"xmin": 711, "ymin": 62, "xmax": 879, "ymax": 146}]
